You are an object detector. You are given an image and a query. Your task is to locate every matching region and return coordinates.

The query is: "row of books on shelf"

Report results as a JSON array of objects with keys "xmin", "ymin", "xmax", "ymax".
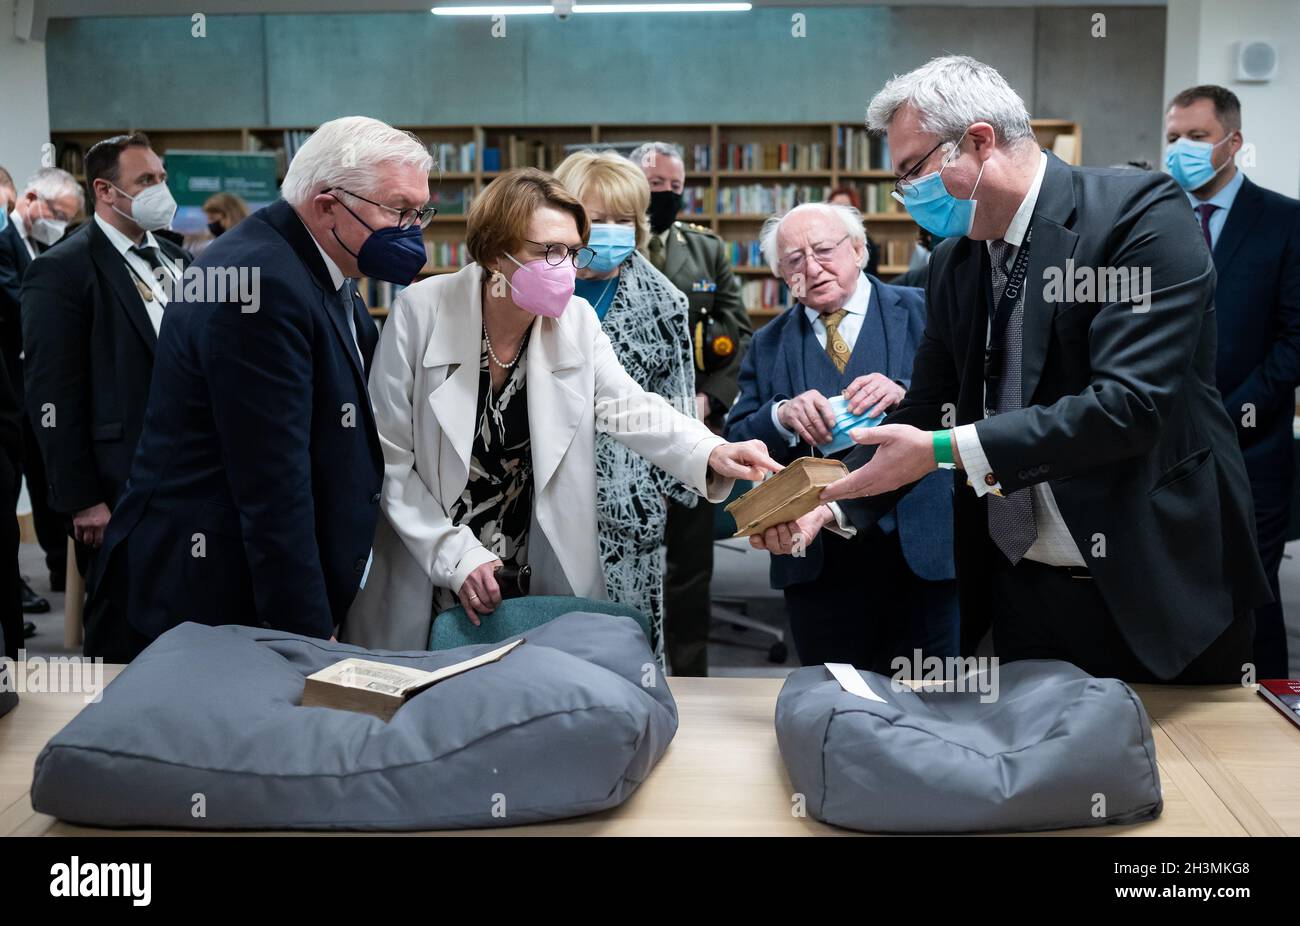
[
  {"xmin": 432, "ymin": 142, "xmax": 476, "ymax": 174},
  {"xmin": 841, "ymin": 180, "xmax": 906, "ymax": 214},
  {"xmin": 429, "ymin": 184, "xmax": 476, "ymax": 215},
  {"xmin": 741, "ymin": 279, "xmax": 790, "ymax": 311},
  {"xmin": 719, "ymin": 142, "xmax": 828, "ymax": 172},
  {"xmin": 282, "ymin": 130, "xmax": 312, "ymax": 164},
  {"xmin": 717, "ymin": 184, "xmax": 831, "ymax": 215},
  {"xmin": 486, "ymin": 136, "xmax": 565, "ymax": 171},
  {"xmin": 839, "ymin": 127, "xmax": 890, "ymax": 171},
  {"xmin": 359, "ymin": 278, "xmax": 409, "ymax": 309},
  {"xmin": 428, "ymin": 241, "xmax": 471, "ymax": 268},
  {"xmin": 878, "ymin": 238, "xmax": 916, "ymax": 267},
  {"xmin": 683, "ymin": 144, "xmax": 712, "ymax": 172},
  {"xmin": 727, "ymin": 236, "xmax": 916, "ymax": 270}
]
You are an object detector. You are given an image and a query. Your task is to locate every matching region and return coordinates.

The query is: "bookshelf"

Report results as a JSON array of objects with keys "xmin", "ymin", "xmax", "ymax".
[{"xmin": 50, "ymin": 119, "xmax": 1082, "ymax": 323}]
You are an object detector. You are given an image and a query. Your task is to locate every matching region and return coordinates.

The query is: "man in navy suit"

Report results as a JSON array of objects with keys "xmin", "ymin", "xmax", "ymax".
[
  {"xmin": 0, "ymin": 167, "xmax": 82, "ymax": 605},
  {"xmin": 88, "ymin": 116, "xmax": 434, "ymax": 661},
  {"xmin": 1166, "ymin": 86, "xmax": 1300, "ymax": 679},
  {"xmin": 726, "ymin": 203, "xmax": 958, "ymax": 671}
]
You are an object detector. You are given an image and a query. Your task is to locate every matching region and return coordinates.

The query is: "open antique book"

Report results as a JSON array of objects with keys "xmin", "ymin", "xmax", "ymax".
[{"xmin": 301, "ymin": 639, "xmax": 524, "ymax": 722}]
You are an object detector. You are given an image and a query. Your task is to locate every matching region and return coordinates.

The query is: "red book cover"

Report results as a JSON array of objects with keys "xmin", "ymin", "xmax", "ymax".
[{"xmin": 1258, "ymin": 679, "xmax": 1300, "ymax": 730}]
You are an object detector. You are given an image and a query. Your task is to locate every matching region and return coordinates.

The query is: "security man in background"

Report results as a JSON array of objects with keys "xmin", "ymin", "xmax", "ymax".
[{"xmin": 631, "ymin": 141, "xmax": 752, "ymax": 677}]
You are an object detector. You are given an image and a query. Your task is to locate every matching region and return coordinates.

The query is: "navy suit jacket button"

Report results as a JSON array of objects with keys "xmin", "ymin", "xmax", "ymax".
[
  {"xmin": 354, "ymin": 557, "xmax": 367, "ymax": 573},
  {"xmin": 370, "ymin": 492, "xmax": 381, "ymax": 504}
]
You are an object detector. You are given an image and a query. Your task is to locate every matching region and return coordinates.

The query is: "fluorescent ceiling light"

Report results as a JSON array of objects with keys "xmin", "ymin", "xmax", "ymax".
[
  {"xmin": 432, "ymin": 5, "xmax": 553, "ymax": 12},
  {"xmin": 432, "ymin": 3, "xmax": 751, "ymax": 13}
]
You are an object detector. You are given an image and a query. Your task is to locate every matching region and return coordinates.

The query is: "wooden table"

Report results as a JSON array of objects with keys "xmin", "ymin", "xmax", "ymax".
[{"xmin": 1, "ymin": 672, "xmax": 1296, "ymax": 836}]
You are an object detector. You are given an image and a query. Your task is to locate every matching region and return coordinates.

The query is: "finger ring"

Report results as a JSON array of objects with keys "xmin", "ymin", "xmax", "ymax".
[{"xmin": 469, "ymin": 593, "xmax": 479, "ymax": 600}]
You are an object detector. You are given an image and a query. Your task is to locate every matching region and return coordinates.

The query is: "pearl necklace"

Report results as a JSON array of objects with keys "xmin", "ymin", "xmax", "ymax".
[{"xmin": 483, "ymin": 323, "xmax": 524, "ymax": 369}]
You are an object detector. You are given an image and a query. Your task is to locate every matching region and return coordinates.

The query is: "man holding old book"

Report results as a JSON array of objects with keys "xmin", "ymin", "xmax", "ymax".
[
  {"xmin": 753, "ymin": 56, "xmax": 1270, "ymax": 685},
  {"xmin": 726, "ymin": 202, "xmax": 958, "ymax": 672}
]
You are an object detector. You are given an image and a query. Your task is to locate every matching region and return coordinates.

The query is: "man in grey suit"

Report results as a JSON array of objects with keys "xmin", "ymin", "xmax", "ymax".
[{"xmin": 753, "ymin": 55, "xmax": 1271, "ymax": 684}]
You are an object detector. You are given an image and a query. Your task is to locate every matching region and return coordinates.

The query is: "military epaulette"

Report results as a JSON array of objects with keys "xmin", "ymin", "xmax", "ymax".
[{"xmin": 678, "ymin": 220, "xmax": 720, "ymax": 238}]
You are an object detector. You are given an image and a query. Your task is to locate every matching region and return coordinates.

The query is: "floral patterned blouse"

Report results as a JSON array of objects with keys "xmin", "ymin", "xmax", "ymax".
[{"xmin": 432, "ymin": 330, "xmax": 534, "ymax": 616}]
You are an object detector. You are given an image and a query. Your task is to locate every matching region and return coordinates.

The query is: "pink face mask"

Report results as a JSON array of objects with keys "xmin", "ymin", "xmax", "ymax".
[{"xmin": 504, "ymin": 253, "xmax": 575, "ymax": 318}]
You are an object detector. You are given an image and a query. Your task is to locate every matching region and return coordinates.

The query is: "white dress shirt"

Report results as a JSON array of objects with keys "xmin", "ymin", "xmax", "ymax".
[
  {"xmin": 311, "ymin": 234, "xmax": 362, "ymax": 363},
  {"xmin": 94, "ymin": 214, "xmax": 176, "ymax": 334},
  {"xmin": 951, "ymin": 151, "xmax": 1085, "ymax": 567},
  {"xmin": 9, "ymin": 209, "xmax": 37, "ymax": 260},
  {"xmin": 769, "ymin": 272, "xmax": 872, "ymax": 444},
  {"xmin": 769, "ymin": 272, "xmax": 875, "ymax": 539}
]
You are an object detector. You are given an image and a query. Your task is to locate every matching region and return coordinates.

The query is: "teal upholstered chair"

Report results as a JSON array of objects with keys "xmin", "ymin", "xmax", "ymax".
[
  {"xmin": 711, "ymin": 481, "xmax": 788, "ymax": 663},
  {"xmin": 429, "ymin": 595, "xmax": 651, "ymax": 651}
]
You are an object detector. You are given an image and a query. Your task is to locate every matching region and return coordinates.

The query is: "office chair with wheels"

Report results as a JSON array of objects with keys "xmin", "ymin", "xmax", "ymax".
[{"xmin": 710, "ymin": 480, "xmax": 788, "ymax": 663}]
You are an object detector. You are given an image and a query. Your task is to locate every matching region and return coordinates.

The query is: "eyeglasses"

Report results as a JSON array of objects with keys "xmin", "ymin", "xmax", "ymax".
[
  {"xmin": 40, "ymin": 197, "xmax": 74, "ymax": 223},
  {"xmin": 777, "ymin": 233, "xmax": 851, "ymax": 276},
  {"xmin": 327, "ymin": 187, "xmax": 437, "ymax": 229},
  {"xmin": 524, "ymin": 238, "xmax": 596, "ymax": 270},
  {"xmin": 893, "ymin": 138, "xmax": 957, "ymax": 198}
]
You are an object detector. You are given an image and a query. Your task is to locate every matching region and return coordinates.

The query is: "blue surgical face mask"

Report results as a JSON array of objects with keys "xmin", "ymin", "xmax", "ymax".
[
  {"xmin": 819, "ymin": 394, "xmax": 884, "ymax": 455},
  {"xmin": 1165, "ymin": 136, "xmax": 1232, "ymax": 191},
  {"xmin": 892, "ymin": 134, "xmax": 985, "ymax": 239},
  {"xmin": 586, "ymin": 223, "xmax": 636, "ymax": 273}
]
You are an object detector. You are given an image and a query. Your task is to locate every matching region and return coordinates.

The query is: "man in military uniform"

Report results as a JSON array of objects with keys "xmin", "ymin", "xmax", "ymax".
[{"xmin": 631, "ymin": 142, "xmax": 752, "ymax": 676}]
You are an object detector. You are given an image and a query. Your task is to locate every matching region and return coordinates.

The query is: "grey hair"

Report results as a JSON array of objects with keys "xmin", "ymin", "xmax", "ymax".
[
  {"xmin": 24, "ymin": 167, "xmax": 84, "ymax": 211},
  {"xmin": 627, "ymin": 141, "xmax": 685, "ymax": 173},
  {"xmin": 866, "ymin": 55, "xmax": 1034, "ymax": 148},
  {"xmin": 760, "ymin": 202, "xmax": 868, "ymax": 277},
  {"xmin": 281, "ymin": 115, "xmax": 432, "ymax": 208}
]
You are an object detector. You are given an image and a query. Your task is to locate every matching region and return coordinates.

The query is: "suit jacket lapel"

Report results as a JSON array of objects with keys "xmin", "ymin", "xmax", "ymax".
[
  {"xmin": 263, "ymin": 200, "xmax": 370, "ymax": 388},
  {"xmin": 423, "ymin": 267, "xmax": 481, "ymax": 491},
  {"xmin": 1212, "ymin": 176, "xmax": 1261, "ymax": 273},
  {"xmin": 88, "ymin": 220, "xmax": 157, "ymax": 355},
  {"xmin": 4, "ymin": 224, "xmax": 31, "ymax": 274},
  {"xmin": 950, "ymin": 240, "xmax": 987, "ymax": 422},
  {"xmin": 867, "ymin": 276, "xmax": 909, "ymax": 382},
  {"xmin": 1021, "ymin": 152, "xmax": 1079, "ymax": 406},
  {"xmin": 527, "ymin": 315, "xmax": 586, "ymax": 495}
]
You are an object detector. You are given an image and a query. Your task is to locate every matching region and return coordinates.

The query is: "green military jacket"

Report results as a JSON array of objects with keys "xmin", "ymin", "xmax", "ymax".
[{"xmin": 645, "ymin": 220, "xmax": 752, "ymax": 420}]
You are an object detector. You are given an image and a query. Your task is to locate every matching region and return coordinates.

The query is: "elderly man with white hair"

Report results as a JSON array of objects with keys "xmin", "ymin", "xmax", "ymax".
[
  {"xmin": 754, "ymin": 55, "xmax": 1271, "ymax": 685},
  {"xmin": 0, "ymin": 166, "xmax": 83, "ymax": 610},
  {"xmin": 85, "ymin": 116, "xmax": 434, "ymax": 661},
  {"xmin": 725, "ymin": 201, "xmax": 957, "ymax": 672}
]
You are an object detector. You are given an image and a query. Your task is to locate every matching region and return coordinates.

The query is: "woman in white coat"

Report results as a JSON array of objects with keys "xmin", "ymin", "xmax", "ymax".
[{"xmin": 345, "ymin": 168, "xmax": 779, "ymax": 650}]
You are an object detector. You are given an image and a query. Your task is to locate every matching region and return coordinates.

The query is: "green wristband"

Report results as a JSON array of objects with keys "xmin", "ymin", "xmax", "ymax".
[{"xmin": 933, "ymin": 429, "xmax": 955, "ymax": 466}]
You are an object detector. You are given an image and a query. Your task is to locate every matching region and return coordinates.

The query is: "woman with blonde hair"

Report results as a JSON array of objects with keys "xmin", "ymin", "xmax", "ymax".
[
  {"xmin": 553, "ymin": 149, "xmax": 698, "ymax": 667},
  {"xmin": 345, "ymin": 167, "xmax": 778, "ymax": 651}
]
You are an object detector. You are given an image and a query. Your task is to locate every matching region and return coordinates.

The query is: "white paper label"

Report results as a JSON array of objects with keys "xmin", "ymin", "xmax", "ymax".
[{"xmin": 825, "ymin": 662, "xmax": 886, "ymax": 702}]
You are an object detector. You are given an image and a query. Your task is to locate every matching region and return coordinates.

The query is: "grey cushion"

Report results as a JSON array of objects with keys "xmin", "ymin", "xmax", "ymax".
[
  {"xmin": 775, "ymin": 659, "xmax": 1163, "ymax": 833},
  {"xmin": 32, "ymin": 612, "xmax": 676, "ymax": 830}
]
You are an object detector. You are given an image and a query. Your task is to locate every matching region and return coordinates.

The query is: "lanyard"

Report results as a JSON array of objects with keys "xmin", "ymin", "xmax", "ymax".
[
  {"xmin": 983, "ymin": 225, "xmax": 1033, "ymax": 400},
  {"xmin": 122, "ymin": 247, "xmax": 180, "ymax": 305}
]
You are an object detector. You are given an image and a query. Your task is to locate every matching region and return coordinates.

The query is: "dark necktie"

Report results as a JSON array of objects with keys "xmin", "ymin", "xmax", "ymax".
[
  {"xmin": 1195, "ymin": 203, "xmax": 1218, "ymax": 252},
  {"xmin": 129, "ymin": 243, "xmax": 171, "ymax": 305},
  {"xmin": 985, "ymin": 238, "xmax": 1037, "ymax": 564},
  {"xmin": 648, "ymin": 234, "xmax": 666, "ymax": 271},
  {"xmin": 130, "ymin": 243, "xmax": 165, "ymax": 273},
  {"xmin": 338, "ymin": 282, "xmax": 363, "ymax": 369}
]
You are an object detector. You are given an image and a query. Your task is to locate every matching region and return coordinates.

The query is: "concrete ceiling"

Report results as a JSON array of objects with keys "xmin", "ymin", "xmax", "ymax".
[{"xmin": 44, "ymin": 0, "xmax": 1166, "ymax": 17}]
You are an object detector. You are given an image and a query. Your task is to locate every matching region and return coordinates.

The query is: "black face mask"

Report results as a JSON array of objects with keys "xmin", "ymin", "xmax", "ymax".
[
  {"xmin": 208, "ymin": 221, "xmax": 224, "ymax": 238},
  {"xmin": 647, "ymin": 189, "xmax": 683, "ymax": 235}
]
